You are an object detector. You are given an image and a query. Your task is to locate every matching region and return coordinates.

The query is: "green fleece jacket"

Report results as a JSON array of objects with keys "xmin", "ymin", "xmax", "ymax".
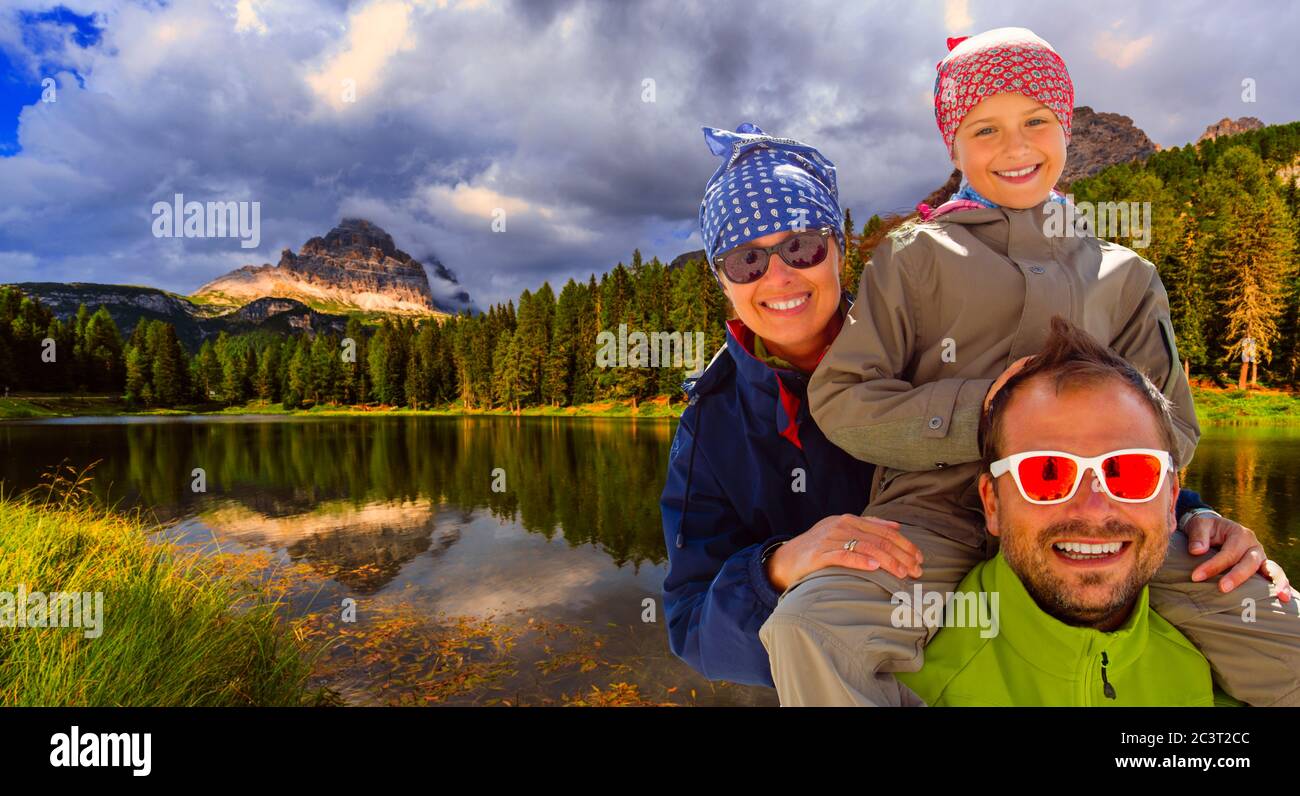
[{"xmin": 897, "ymin": 553, "xmax": 1232, "ymax": 707}]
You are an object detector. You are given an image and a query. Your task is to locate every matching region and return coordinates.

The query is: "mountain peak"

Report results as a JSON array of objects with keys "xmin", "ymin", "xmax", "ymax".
[
  {"xmin": 1060, "ymin": 106, "xmax": 1157, "ymax": 185},
  {"xmin": 304, "ymin": 218, "xmax": 402, "ymax": 261},
  {"xmin": 1198, "ymin": 116, "xmax": 1264, "ymax": 143},
  {"xmin": 194, "ymin": 218, "xmax": 469, "ymax": 316}
]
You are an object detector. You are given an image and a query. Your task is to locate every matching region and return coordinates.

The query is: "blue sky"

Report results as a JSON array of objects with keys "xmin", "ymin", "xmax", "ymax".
[
  {"xmin": 1, "ymin": 0, "xmax": 1298, "ymax": 308},
  {"xmin": 0, "ymin": 6, "xmax": 98, "ymax": 154}
]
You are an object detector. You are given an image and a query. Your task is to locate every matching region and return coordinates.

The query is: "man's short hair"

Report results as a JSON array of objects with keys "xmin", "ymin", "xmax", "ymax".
[{"xmin": 979, "ymin": 316, "xmax": 1181, "ymax": 471}]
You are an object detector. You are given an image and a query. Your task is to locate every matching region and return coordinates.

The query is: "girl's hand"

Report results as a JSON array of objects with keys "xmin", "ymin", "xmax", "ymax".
[
  {"xmin": 1187, "ymin": 513, "xmax": 1294, "ymax": 603},
  {"xmin": 766, "ymin": 514, "xmax": 923, "ymax": 594},
  {"xmin": 984, "ymin": 356, "xmax": 1035, "ymax": 413}
]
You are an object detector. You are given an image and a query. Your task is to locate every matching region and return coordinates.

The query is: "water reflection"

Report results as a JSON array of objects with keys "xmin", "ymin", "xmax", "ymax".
[
  {"xmin": 1, "ymin": 416, "xmax": 1295, "ymax": 705},
  {"xmin": 0, "ymin": 416, "xmax": 676, "ymax": 593},
  {"xmin": 0, "ymin": 415, "xmax": 783, "ymax": 705},
  {"xmin": 1182, "ymin": 426, "xmax": 1300, "ymax": 575}
]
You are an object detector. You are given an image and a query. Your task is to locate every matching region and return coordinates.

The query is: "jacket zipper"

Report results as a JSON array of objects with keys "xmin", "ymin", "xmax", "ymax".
[
  {"xmin": 1100, "ymin": 651, "xmax": 1117, "ymax": 700},
  {"xmin": 674, "ymin": 392, "xmax": 701, "ymax": 549}
]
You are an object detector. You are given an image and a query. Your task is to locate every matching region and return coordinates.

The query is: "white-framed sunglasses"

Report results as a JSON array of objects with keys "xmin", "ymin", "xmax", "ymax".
[{"xmin": 989, "ymin": 448, "xmax": 1174, "ymax": 505}]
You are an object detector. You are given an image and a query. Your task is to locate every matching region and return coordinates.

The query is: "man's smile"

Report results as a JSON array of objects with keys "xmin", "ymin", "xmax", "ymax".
[{"xmin": 1050, "ymin": 538, "xmax": 1132, "ymax": 567}]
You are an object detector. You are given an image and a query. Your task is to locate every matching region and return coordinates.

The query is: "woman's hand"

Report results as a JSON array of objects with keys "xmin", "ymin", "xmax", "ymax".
[
  {"xmin": 1187, "ymin": 513, "xmax": 1294, "ymax": 602},
  {"xmin": 765, "ymin": 514, "xmax": 923, "ymax": 593}
]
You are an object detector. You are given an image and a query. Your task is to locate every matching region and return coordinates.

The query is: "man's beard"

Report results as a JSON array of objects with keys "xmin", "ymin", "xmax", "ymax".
[{"xmin": 1000, "ymin": 517, "xmax": 1168, "ymax": 630}]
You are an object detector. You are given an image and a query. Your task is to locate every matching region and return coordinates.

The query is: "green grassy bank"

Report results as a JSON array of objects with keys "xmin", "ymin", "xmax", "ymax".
[
  {"xmin": 0, "ymin": 484, "xmax": 322, "ymax": 706},
  {"xmin": 1, "ymin": 386, "xmax": 1296, "ymax": 425}
]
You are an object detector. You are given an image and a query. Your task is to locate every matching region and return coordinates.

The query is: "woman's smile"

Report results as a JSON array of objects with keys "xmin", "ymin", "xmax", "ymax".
[{"xmin": 759, "ymin": 291, "xmax": 813, "ymax": 315}]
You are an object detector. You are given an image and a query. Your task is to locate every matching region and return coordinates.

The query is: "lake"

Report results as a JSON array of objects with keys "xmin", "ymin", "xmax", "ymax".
[{"xmin": 0, "ymin": 415, "xmax": 1296, "ymax": 706}]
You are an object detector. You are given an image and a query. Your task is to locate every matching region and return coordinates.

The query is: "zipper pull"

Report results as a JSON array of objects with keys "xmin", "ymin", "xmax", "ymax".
[{"xmin": 1100, "ymin": 651, "xmax": 1117, "ymax": 700}]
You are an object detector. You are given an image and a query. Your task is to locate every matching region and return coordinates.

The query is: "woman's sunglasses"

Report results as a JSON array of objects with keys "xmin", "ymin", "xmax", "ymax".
[
  {"xmin": 712, "ymin": 227, "xmax": 834, "ymax": 285},
  {"xmin": 989, "ymin": 448, "xmax": 1174, "ymax": 505}
]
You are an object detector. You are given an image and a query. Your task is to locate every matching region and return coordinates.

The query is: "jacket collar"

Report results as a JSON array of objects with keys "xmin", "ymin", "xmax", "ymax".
[
  {"xmin": 920, "ymin": 199, "xmax": 1062, "ymax": 266},
  {"xmin": 988, "ymin": 552, "xmax": 1151, "ymax": 674},
  {"xmin": 725, "ymin": 317, "xmax": 806, "ymax": 449}
]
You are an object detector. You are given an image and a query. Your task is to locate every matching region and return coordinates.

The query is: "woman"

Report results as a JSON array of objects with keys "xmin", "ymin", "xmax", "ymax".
[{"xmin": 659, "ymin": 122, "xmax": 1287, "ymax": 689}]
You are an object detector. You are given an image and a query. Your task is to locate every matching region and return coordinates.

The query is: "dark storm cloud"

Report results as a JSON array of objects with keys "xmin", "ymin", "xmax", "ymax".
[{"xmin": 0, "ymin": 0, "xmax": 1297, "ymax": 307}]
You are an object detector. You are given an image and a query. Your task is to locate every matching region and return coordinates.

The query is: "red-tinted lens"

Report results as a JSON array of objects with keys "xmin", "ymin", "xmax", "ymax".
[
  {"xmin": 721, "ymin": 247, "xmax": 770, "ymax": 283},
  {"xmin": 1016, "ymin": 455, "xmax": 1078, "ymax": 501},
  {"xmin": 779, "ymin": 232, "xmax": 828, "ymax": 268},
  {"xmin": 1101, "ymin": 453, "xmax": 1163, "ymax": 500}
]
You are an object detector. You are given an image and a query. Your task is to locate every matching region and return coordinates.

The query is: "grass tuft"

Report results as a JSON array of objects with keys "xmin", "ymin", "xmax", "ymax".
[{"xmin": 0, "ymin": 463, "xmax": 325, "ymax": 706}]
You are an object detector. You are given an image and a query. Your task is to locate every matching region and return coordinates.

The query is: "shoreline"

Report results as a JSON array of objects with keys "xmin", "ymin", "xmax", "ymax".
[
  {"xmin": 2, "ymin": 385, "xmax": 1297, "ymax": 425},
  {"xmin": 0, "ymin": 394, "xmax": 684, "ymax": 420}
]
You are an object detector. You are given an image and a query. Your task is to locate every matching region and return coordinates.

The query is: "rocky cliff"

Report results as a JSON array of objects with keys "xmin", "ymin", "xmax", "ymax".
[
  {"xmin": 1061, "ymin": 106, "xmax": 1158, "ymax": 184},
  {"xmin": 1198, "ymin": 116, "xmax": 1264, "ymax": 143},
  {"xmin": 193, "ymin": 219, "xmax": 452, "ymax": 317},
  {"xmin": 5, "ymin": 283, "xmax": 350, "ymax": 351}
]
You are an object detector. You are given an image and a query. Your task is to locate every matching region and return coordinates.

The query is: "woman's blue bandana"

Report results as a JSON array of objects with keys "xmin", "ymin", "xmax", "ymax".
[{"xmin": 699, "ymin": 123, "xmax": 845, "ymax": 264}]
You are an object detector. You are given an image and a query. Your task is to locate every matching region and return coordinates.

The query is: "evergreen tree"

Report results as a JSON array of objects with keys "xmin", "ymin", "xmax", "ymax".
[
  {"xmin": 596, "ymin": 263, "xmax": 636, "ymax": 400},
  {"xmin": 146, "ymin": 321, "xmax": 188, "ymax": 407},
  {"xmin": 194, "ymin": 340, "xmax": 221, "ymax": 401},
  {"xmin": 547, "ymin": 279, "xmax": 584, "ymax": 405},
  {"xmin": 571, "ymin": 276, "xmax": 600, "ymax": 405},
  {"xmin": 256, "ymin": 339, "xmax": 281, "ymax": 403},
  {"xmin": 670, "ymin": 257, "xmax": 726, "ymax": 386},
  {"xmin": 492, "ymin": 329, "xmax": 522, "ymax": 411},
  {"xmin": 841, "ymin": 209, "xmax": 864, "ymax": 296},
  {"xmin": 285, "ymin": 337, "xmax": 309, "ymax": 408},
  {"xmin": 71, "ymin": 303, "xmax": 91, "ymax": 390},
  {"xmin": 367, "ymin": 321, "xmax": 387, "ymax": 404},
  {"xmin": 516, "ymin": 286, "xmax": 555, "ymax": 405},
  {"xmin": 342, "ymin": 317, "xmax": 369, "ymax": 403},
  {"xmin": 1073, "ymin": 165, "xmax": 1211, "ymax": 375},
  {"xmin": 81, "ymin": 306, "xmax": 124, "ymax": 392},
  {"xmin": 1201, "ymin": 147, "xmax": 1298, "ymax": 386},
  {"xmin": 124, "ymin": 346, "xmax": 147, "ymax": 407},
  {"xmin": 218, "ymin": 334, "xmax": 253, "ymax": 405}
]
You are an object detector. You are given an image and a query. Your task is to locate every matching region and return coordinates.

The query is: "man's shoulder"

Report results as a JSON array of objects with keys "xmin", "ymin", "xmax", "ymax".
[
  {"xmin": 894, "ymin": 560, "xmax": 1003, "ymax": 701},
  {"xmin": 1144, "ymin": 605, "xmax": 1212, "ymax": 660},
  {"xmin": 1118, "ymin": 606, "xmax": 1220, "ymax": 706}
]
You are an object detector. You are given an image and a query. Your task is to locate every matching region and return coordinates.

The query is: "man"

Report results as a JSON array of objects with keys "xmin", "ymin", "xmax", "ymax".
[
  {"xmin": 899, "ymin": 317, "xmax": 1237, "ymax": 705},
  {"xmin": 762, "ymin": 317, "xmax": 1300, "ymax": 706}
]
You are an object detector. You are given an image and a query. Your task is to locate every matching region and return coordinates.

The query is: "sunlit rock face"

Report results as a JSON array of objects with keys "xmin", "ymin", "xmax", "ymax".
[
  {"xmin": 1197, "ymin": 116, "xmax": 1264, "ymax": 144},
  {"xmin": 194, "ymin": 219, "xmax": 458, "ymax": 317}
]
